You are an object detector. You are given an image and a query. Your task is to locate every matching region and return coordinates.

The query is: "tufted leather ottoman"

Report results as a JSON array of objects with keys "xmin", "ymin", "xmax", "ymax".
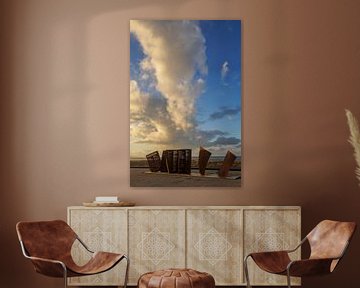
[{"xmin": 138, "ymin": 268, "xmax": 215, "ymax": 288}]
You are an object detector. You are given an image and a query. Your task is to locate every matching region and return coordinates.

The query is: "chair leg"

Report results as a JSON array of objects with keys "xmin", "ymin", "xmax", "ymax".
[
  {"xmin": 286, "ymin": 269, "xmax": 291, "ymax": 288},
  {"xmin": 62, "ymin": 264, "xmax": 68, "ymax": 288},
  {"xmin": 123, "ymin": 255, "xmax": 130, "ymax": 288},
  {"xmin": 244, "ymin": 255, "xmax": 252, "ymax": 288}
]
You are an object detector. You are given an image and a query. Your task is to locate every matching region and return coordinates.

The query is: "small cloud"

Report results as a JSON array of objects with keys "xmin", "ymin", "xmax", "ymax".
[
  {"xmin": 209, "ymin": 136, "xmax": 240, "ymax": 146},
  {"xmin": 221, "ymin": 61, "xmax": 229, "ymax": 80},
  {"xmin": 141, "ymin": 73, "xmax": 149, "ymax": 80},
  {"xmin": 140, "ymin": 57, "xmax": 153, "ymax": 72},
  {"xmin": 197, "ymin": 129, "xmax": 227, "ymax": 141},
  {"xmin": 209, "ymin": 106, "xmax": 240, "ymax": 121}
]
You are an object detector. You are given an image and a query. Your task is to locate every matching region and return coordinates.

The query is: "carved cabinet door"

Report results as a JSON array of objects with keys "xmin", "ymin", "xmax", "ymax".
[
  {"xmin": 187, "ymin": 209, "xmax": 243, "ymax": 285},
  {"xmin": 243, "ymin": 209, "xmax": 301, "ymax": 286},
  {"xmin": 68, "ymin": 208, "xmax": 128, "ymax": 286},
  {"xmin": 128, "ymin": 209, "xmax": 186, "ymax": 284}
]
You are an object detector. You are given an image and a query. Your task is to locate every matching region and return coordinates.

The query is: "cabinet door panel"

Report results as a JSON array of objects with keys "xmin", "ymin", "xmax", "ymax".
[
  {"xmin": 67, "ymin": 206, "xmax": 300, "ymax": 286},
  {"xmin": 244, "ymin": 209, "xmax": 301, "ymax": 286},
  {"xmin": 187, "ymin": 209, "xmax": 243, "ymax": 285},
  {"xmin": 128, "ymin": 209, "xmax": 186, "ymax": 284},
  {"xmin": 68, "ymin": 209, "xmax": 127, "ymax": 286}
]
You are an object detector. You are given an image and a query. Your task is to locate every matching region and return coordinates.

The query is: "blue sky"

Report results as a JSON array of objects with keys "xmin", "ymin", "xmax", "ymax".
[{"xmin": 130, "ymin": 20, "xmax": 241, "ymax": 158}]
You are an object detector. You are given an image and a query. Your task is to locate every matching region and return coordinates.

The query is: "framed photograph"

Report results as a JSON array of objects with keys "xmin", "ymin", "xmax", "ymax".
[{"xmin": 130, "ymin": 20, "xmax": 241, "ymax": 187}]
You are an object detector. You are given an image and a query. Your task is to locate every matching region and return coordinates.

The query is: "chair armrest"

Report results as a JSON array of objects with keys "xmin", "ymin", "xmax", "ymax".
[
  {"xmin": 247, "ymin": 250, "xmax": 290, "ymax": 258},
  {"xmin": 286, "ymin": 237, "xmax": 307, "ymax": 253},
  {"xmin": 26, "ymin": 255, "xmax": 67, "ymax": 278},
  {"xmin": 287, "ymin": 258, "xmax": 336, "ymax": 277},
  {"xmin": 19, "ymin": 240, "xmax": 67, "ymax": 277},
  {"xmin": 26, "ymin": 255, "xmax": 64, "ymax": 265},
  {"xmin": 76, "ymin": 236, "xmax": 94, "ymax": 253}
]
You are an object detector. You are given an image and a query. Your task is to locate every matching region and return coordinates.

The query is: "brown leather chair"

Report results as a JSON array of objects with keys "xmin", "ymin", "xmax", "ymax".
[
  {"xmin": 16, "ymin": 220, "xmax": 129, "ymax": 288},
  {"xmin": 244, "ymin": 220, "xmax": 356, "ymax": 288}
]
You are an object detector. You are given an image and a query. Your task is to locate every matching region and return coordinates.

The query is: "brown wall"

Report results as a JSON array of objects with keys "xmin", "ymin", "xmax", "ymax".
[{"xmin": 1, "ymin": 0, "xmax": 360, "ymax": 287}]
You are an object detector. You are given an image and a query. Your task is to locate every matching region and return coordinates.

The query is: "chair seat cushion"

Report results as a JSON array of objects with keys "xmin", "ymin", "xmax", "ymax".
[{"xmin": 138, "ymin": 268, "xmax": 215, "ymax": 288}]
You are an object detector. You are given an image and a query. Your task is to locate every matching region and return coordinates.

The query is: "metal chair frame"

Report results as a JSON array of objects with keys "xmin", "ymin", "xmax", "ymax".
[
  {"xmin": 19, "ymin": 234, "xmax": 129, "ymax": 288},
  {"xmin": 244, "ymin": 237, "xmax": 349, "ymax": 288}
]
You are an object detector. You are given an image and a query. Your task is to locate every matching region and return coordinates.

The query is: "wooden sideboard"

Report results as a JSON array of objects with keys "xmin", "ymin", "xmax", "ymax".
[{"xmin": 67, "ymin": 206, "xmax": 301, "ymax": 286}]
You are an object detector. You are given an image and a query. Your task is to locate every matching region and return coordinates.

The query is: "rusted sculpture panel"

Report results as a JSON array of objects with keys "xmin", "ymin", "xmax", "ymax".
[
  {"xmin": 160, "ymin": 151, "xmax": 168, "ymax": 172},
  {"xmin": 198, "ymin": 147, "xmax": 211, "ymax": 175},
  {"xmin": 161, "ymin": 149, "xmax": 192, "ymax": 174},
  {"xmin": 146, "ymin": 151, "xmax": 161, "ymax": 172},
  {"xmin": 178, "ymin": 149, "xmax": 192, "ymax": 174},
  {"xmin": 218, "ymin": 151, "xmax": 236, "ymax": 177}
]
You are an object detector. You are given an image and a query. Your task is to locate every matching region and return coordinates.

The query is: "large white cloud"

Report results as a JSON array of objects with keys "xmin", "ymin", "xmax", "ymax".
[{"xmin": 130, "ymin": 20, "xmax": 207, "ymax": 131}]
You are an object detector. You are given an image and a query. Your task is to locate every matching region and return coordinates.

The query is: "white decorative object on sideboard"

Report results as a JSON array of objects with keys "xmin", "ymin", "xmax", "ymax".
[{"xmin": 67, "ymin": 206, "xmax": 301, "ymax": 286}]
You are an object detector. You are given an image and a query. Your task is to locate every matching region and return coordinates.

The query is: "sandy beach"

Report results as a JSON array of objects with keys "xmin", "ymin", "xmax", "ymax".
[{"xmin": 130, "ymin": 168, "xmax": 241, "ymax": 187}]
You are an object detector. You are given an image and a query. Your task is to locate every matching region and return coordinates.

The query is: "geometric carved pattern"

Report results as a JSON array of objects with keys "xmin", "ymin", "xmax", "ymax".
[
  {"xmin": 138, "ymin": 228, "xmax": 175, "ymax": 265},
  {"xmin": 187, "ymin": 209, "xmax": 243, "ymax": 285},
  {"xmin": 194, "ymin": 227, "xmax": 232, "ymax": 265},
  {"xmin": 84, "ymin": 228, "xmax": 113, "ymax": 252},
  {"xmin": 128, "ymin": 209, "xmax": 185, "ymax": 284},
  {"xmin": 244, "ymin": 209, "xmax": 301, "ymax": 286},
  {"xmin": 252, "ymin": 228, "xmax": 287, "ymax": 252},
  {"xmin": 68, "ymin": 206, "xmax": 300, "ymax": 286},
  {"xmin": 68, "ymin": 208, "xmax": 127, "ymax": 286}
]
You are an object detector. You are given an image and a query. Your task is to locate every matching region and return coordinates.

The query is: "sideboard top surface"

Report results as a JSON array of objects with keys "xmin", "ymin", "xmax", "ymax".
[{"xmin": 68, "ymin": 205, "xmax": 301, "ymax": 210}]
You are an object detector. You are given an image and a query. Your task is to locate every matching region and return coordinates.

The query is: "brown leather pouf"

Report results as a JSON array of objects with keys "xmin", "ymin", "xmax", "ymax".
[{"xmin": 138, "ymin": 268, "xmax": 215, "ymax": 288}]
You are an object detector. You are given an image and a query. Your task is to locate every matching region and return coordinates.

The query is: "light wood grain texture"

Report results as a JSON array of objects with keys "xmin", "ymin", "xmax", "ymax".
[
  {"xmin": 244, "ymin": 209, "xmax": 301, "ymax": 286},
  {"xmin": 128, "ymin": 209, "xmax": 186, "ymax": 284},
  {"xmin": 82, "ymin": 201, "xmax": 135, "ymax": 207},
  {"xmin": 69, "ymin": 206, "xmax": 300, "ymax": 210},
  {"xmin": 68, "ymin": 208, "xmax": 127, "ymax": 286},
  {"xmin": 187, "ymin": 209, "xmax": 243, "ymax": 285},
  {"xmin": 67, "ymin": 206, "xmax": 301, "ymax": 286}
]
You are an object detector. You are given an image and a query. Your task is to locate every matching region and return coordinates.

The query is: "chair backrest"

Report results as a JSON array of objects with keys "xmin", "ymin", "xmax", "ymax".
[
  {"xmin": 16, "ymin": 220, "xmax": 77, "ymax": 261},
  {"xmin": 307, "ymin": 220, "xmax": 356, "ymax": 260}
]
